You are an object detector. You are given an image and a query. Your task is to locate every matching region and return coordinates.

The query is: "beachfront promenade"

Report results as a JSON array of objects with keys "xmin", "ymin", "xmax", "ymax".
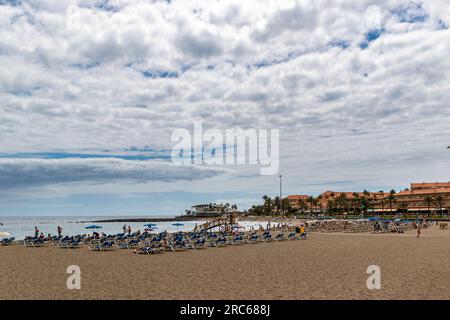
[{"xmin": 1, "ymin": 224, "xmax": 450, "ymax": 300}]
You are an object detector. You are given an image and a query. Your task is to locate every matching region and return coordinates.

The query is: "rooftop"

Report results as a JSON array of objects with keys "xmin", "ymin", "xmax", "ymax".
[
  {"xmin": 411, "ymin": 182, "xmax": 450, "ymax": 189},
  {"xmin": 396, "ymin": 187, "xmax": 450, "ymax": 196}
]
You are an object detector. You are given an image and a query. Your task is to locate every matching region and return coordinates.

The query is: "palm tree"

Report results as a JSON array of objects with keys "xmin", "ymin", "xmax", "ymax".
[
  {"xmin": 388, "ymin": 190, "xmax": 396, "ymax": 214},
  {"xmin": 329, "ymin": 192, "xmax": 336, "ymax": 213},
  {"xmin": 262, "ymin": 195, "xmax": 273, "ymax": 215},
  {"xmin": 274, "ymin": 196, "xmax": 280, "ymax": 214},
  {"xmin": 399, "ymin": 202, "xmax": 408, "ymax": 214},
  {"xmin": 308, "ymin": 196, "xmax": 315, "ymax": 214},
  {"xmin": 326, "ymin": 200, "xmax": 333, "ymax": 213},
  {"xmin": 317, "ymin": 195, "xmax": 323, "ymax": 213},
  {"xmin": 362, "ymin": 190, "xmax": 370, "ymax": 214},
  {"xmin": 424, "ymin": 196, "xmax": 434, "ymax": 215},
  {"xmin": 370, "ymin": 193, "xmax": 377, "ymax": 214},
  {"xmin": 352, "ymin": 192, "xmax": 360, "ymax": 214},
  {"xmin": 298, "ymin": 199, "xmax": 305, "ymax": 214},
  {"xmin": 282, "ymin": 198, "xmax": 291, "ymax": 214},
  {"xmin": 435, "ymin": 195, "xmax": 444, "ymax": 215},
  {"xmin": 338, "ymin": 193, "xmax": 348, "ymax": 214},
  {"xmin": 378, "ymin": 191, "xmax": 385, "ymax": 214}
]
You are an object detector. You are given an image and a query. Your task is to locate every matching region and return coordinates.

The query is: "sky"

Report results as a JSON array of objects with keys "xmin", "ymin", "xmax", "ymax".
[{"xmin": 1, "ymin": 0, "xmax": 450, "ymax": 216}]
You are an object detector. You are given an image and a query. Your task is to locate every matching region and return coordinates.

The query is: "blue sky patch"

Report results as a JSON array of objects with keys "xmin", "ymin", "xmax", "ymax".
[
  {"xmin": 328, "ymin": 40, "xmax": 350, "ymax": 49},
  {"xmin": 142, "ymin": 70, "xmax": 178, "ymax": 79},
  {"xmin": 438, "ymin": 19, "xmax": 448, "ymax": 30},
  {"xmin": 95, "ymin": 0, "xmax": 120, "ymax": 13},
  {"xmin": 360, "ymin": 28, "xmax": 384, "ymax": 49},
  {"xmin": 0, "ymin": 152, "xmax": 172, "ymax": 161},
  {"xmin": 392, "ymin": 2, "xmax": 429, "ymax": 24},
  {"xmin": 0, "ymin": 0, "xmax": 21, "ymax": 6}
]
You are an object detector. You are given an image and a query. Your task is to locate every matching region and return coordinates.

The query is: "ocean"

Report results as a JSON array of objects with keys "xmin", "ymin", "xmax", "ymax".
[{"xmin": 0, "ymin": 216, "xmax": 267, "ymax": 240}]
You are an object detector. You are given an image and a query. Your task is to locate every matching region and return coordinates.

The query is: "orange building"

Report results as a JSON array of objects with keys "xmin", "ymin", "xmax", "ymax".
[
  {"xmin": 285, "ymin": 181, "xmax": 450, "ymax": 214},
  {"xmin": 410, "ymin": 182, "xmax": 450, "ymax": 191},
  {"xmin": 286, "ymin": 195, "xmax": 310, "ymax": 210},
  {"xmin": 395, "ymin": 185, "xmax": 450, "ymax": 213},
  {"xmin": 318, "ymin": 191, "xmax": 386, "ymax": 211}
]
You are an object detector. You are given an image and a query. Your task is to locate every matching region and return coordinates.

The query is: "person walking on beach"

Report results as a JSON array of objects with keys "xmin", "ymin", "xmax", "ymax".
[
  {"xmin": 127, "ymin": 226, "xmax": 132, "ymax": 236},
  {"xmin": 122, "ymin": 225, "xmax": 127, "ymax": 234},
  {"xmin": 57, "ymin": 226, "xmax": 63, "ymax": 237},
  {"xmin": 417, "ymin": 226, "xmax": 421, "ymax": 238},
  {"xmin": 34, "ymin": 227, "xmax": 39, "ymax": 239}
]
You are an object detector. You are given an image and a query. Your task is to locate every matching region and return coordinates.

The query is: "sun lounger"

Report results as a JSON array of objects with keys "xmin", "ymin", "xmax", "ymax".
[
  {"xmin": 288, "ymin": 232, "xmax": 299, "ymax": 240},
  {"xmin": 216, "ymin": 238, "xmax": 228, "ymax": 247},
  {"xmin": 247, "ymin": 234, "xmax": 260, "ymax": 244},
  {"xmin": 231, "ymin": 235, "xmax": 243, "ymax": 245},
  {"xmin": 68, "ymin": 240, "xmax": 81, "ymax": 248},
  {"xmin": 173, "ymin": 241, "xmax": 188, "ymax": 251},
  {"xmin": 57, "ymin": 241, "xmax": 70, "ymax": 248},
  {"xmin": 118, "ymin": 239, "xmax": 140, "ymax": 249},
  {"xmin": 262, "ymin": 232, "xmax": 272, "ymax": 242},
  {"xmin": 24, "ymin": 239, "xmax": 45, "ymax": 247},
  {"xmin": 275, "ymin": 233, "xmax": 287, "ymax": 241},
  {"xmin": 141, "ymin": 246, "xmax": 154, "ymax": 254},
  {"xmin": 136, "ymin": 246, "xmax": 157, "ymax": 254},
  {"xmin": 207, "ymin": 240, "xmax": 217, "ymax": 247},
  {"xmin": 194, "ymin": 238, "xmax": 206, "ymax": 249},
  {"xmin": 89, "ymin": 241, "xmax": 115, "ymax": 251},
  {"xmin": 1, "ymin": 237, "xmax": 15, "ymax": 246}
]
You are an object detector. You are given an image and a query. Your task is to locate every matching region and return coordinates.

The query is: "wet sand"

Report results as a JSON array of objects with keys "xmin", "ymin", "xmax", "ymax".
[{"xmin": 1, "ymin": 225, "xmax": 450, "ymax": 300}]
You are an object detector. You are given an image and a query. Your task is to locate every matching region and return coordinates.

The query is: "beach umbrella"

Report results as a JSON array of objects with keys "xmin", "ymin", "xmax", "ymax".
[
  {"xmin": 85, "ymin": 225, "xmax": 102, "ymax": 234},
  {"xmin": 144, "ymin": 223, "xmax": 157, "ymax": 227},
  {"xmin": 172, "ymin": 223, "xmax": 184, "ymax": 231},
  {"xmin": 145, "ymin": 226, "xmax": 159, "ymax": 233},
  {"xmin": 85, "ymin": 225, "xmax": 102, "ymax": 229}
]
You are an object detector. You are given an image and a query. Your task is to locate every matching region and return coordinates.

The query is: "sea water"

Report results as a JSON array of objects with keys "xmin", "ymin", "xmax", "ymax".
[{"xmin": 0, "ymin": 216, "xmax": 269, "ymax": 240}]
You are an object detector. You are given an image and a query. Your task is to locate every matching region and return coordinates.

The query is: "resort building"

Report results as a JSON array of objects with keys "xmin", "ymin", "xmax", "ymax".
[
  {"xmin": 285, "ymin": 182, "xmax": 450, "ymax": 215},
  {"xmin": 395, "ymin": 185, "xmax": 450, "ymax": 214},
  {"xmin": 286, "ymin": 195, "xmax": 310, "ymax": 210},
  {"xmin": 410, "ymin": 182, "xmax": 450, "ymax": 191},
  {"xmin": 187, "ymin": 204, "xmax": 228, "ymax": 217},
  {"xmin": 318, "ymin": 191, "xmax": 386, "ymax": 212}
]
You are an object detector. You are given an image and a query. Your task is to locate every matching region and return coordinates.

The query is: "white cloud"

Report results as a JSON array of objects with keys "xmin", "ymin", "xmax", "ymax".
[
  {"xmin": 0, "ymin": 158, "xmax": 224, "ymax": 189},
  {"xmin": 0, "ymin": 0, "xmax": 450, "ymax": 211}
]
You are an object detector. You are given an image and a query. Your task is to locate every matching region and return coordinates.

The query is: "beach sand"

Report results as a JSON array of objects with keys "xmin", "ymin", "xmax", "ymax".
[{"xmin": 1, "ymin": 225, "xmax": 450, "ymax": 300}]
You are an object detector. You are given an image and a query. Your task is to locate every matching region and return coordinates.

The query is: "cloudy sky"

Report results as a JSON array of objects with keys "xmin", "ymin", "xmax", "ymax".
[{"xmin": 1, "ymin": 0, "xmax": 450, "ymax": 216}]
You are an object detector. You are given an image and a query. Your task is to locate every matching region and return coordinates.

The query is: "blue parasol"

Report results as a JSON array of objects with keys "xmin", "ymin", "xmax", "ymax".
[
  {"xmin": 85, "ymin": 225, "xmax": 102, "ymax": 229},
  {"xmin": 144, "ymin": 223, "xmax": 157, "ymax": 227},
  {"xmin": 85, "ymin": 225, "xmax": 102, "ymax": 234},
  {"xmin": 172, "ymin": 223, "xmax": 184, "ymax": 231}
]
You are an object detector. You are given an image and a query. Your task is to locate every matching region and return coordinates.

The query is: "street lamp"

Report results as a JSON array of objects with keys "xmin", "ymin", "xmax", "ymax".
[{"xmin": 279, "ymin": 175, "xmax": 283, "ymax": 215}]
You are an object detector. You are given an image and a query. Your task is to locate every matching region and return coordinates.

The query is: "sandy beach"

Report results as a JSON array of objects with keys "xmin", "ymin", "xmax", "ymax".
[{"xmin": 1, "ymin": 225, "xmax": 450, "ymax": 300}]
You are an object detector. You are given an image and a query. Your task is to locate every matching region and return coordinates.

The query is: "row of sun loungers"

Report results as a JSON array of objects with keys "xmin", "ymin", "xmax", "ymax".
[
  {"xmin": 133, "ymin": 231, "xmax": 307, "ymax": 254},
  {"xmin": 3, "ymin": 230, "xmax": 307, "ymax": 254},
  {"xmin": 307, "ymin": 220, "xmax": 414, "ymax": 233},
  {"xmin": 89, "ymin": 241, "xmax": 115, "ymax": 251}
]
